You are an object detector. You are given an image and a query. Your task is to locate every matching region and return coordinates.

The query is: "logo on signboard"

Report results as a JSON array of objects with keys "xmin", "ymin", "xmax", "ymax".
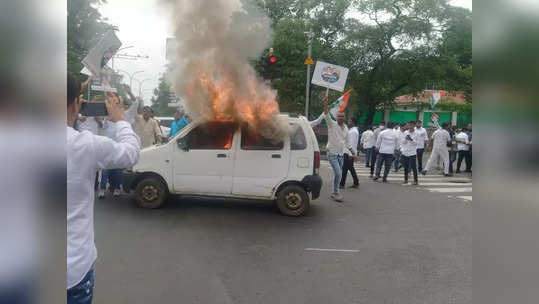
[{"xmin": 321, "ymin": 66, "xmax": 340, "ymax": 83}]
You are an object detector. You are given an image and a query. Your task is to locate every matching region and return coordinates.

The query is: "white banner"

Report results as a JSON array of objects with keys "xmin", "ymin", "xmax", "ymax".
[
  {"xmin": 311, "ymin": 61, "xmax": 349, "ymax": 92},
  {"xmin": 82, "ymin": 30, "xmax": 122, "ymax": 76}
]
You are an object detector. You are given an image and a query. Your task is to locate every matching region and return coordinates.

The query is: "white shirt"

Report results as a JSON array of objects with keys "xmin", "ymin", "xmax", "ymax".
[
  {"xmin": 376, "ymin": 128, "xmax": 399, "ymax": 154},
  {"xmin": 396, "ymin": 130, "xmax": 406, "ymax": 151},
  {"xmin": 400, "ymin": 130, "xmax": 420, "ymax": 156},
  {"xmin": 360, "ymin": 129, "xmax": 375, "ymax": 149},
  {"xmin": 346, "ymin": 127, "xmax": 359, "ymax": 156},
  {"xmin": 455, "ymin": 132, "xmax": 469, "ymax": 151},
  {"xmin": 77, "ymin": 117, "xmax": 100, "ymax": 135},
  {"xmin": 415, "ymin": 127, "xmax": 428, "ymax": 149},
  {"xmin": 67, "ymin": 121, "xmax": 140, "ymax": 288},
  {"xmin": 324, "ymin": 113, "xmax": 349, "ymax": 155},
  {"xmin": 431, "ymin": 128, "xmax": 452, "ymax": 150},
  {"xmin": 373, "ymin": 126, "xmax": 384, "ymax": 145}
]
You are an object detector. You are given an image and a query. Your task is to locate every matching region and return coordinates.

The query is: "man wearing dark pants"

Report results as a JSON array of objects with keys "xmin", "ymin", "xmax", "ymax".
[
  {"xmin": 415, "ymin": 120, "xmax": 427, "ymax": 172},
  {"xmin": 370, "ymin": 122, "xmax": 385, "ymax": 178},
  {"xmin": 400, "ymin": 122, "xmax": 419, "ymax": 185},
  {"xmin": 341, "ymin": 118, "xmax": 359, "ymax": 189},
  {"xmin": 455, "ymin": 128, "xmax": 470, "ymax": 173},
  {"xmin": 374, "ymin": 122, "xmax": 399, "ymax": 182}
]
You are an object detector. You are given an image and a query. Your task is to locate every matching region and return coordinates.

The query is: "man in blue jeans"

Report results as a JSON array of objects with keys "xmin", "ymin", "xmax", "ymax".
[
  {"xmin": 323, "ymin": 92, "xmax": 350, "ymax": 202},
  {"xmin": 67, "ymin": 73, "xmax": 140, "ymax": 304}
]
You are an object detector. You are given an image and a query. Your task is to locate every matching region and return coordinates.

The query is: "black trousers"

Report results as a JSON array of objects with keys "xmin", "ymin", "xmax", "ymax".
[
  {"xmin": 341, "ymin": 154, "xmax": 359, "ymax": 186},
  {"xmin": 370, "ymin": 149, "xmax": 379, "ymax": 176},
  {"xmin": 449, "ymin": 151, "xmax": 457, "ymax": 173},
  {"xmin": 416, "ymin": 148, "xmax": 425, "ymax": 171},
  {"xmin": 375, "ymin": 153, "xmax": 393, "ymax": 181},
  {"xmin": 402, "ymin": 155, "xmax": 418, "ymax": 182},
  {"xmin": 457, "ymin": 150, "xmax": 472, "ymax": 172}
]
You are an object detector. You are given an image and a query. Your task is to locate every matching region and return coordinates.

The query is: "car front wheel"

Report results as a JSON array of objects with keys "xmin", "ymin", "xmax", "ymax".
[
  {"xmin": 135, "ymin": 177, "xmax": 167, "ymax": 209},
  {"xmin": 276, "ymin": 185, "xmax": 309, "ymax": 216}
]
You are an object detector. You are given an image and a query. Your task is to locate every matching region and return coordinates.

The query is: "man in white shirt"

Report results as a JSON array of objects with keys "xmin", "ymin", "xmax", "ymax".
[
  {"xmin": 422, "ymin": 122, "xmax": 452, "ymax": 176},
  {"xmin": 340, "ymin": 117, "xmax": 360, "ymax": 189},
  {"xmin": 323, "ymin": 93, "xmax": 348, "ymax": 202},
  {"xmin": 374, "ymin": 122, "xmax": 400, "ymax": 182},
  {"xmin": 455, "ymin": 129, "xmax": 470, "ymax": 173},
  {"xmin": 370, "ymin": 122, "xmax": 385, "ymax": 177},
  {"xmin": 393, "ymin": 123, "xmax": 406, "ymax": 172},
  {"xmin": 67, "ymin": 73, "xmax": 140, "ymax": 303},
  {"xmin": 360, "ymin": 126, "xmax": 374, "ymax": 168},
  {"xmin": 400, "ymin": 121, "xmax": 420, "ymax": 185},
  {"xmin": 415, "ymin": 120, "xmax": 428, "ymax": 172}
]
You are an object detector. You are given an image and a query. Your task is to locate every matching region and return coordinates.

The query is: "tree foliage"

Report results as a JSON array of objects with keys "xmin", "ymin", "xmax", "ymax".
[
  {"xmin": 150, "ymin": 76, "xmax": 176, "ymax": 117},
  {"xmin": 248, "ymin": 0, "xmax": 472, "ymax": 124}
]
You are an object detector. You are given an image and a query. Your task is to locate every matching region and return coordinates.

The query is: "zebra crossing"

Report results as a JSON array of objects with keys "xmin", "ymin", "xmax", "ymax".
[{"xmin": 320, "ymin": 160, "xmax": 472, "ymax": 202}]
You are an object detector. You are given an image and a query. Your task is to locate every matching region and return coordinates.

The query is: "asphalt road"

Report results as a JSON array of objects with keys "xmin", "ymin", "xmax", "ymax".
[{"xmin": 93, "ymin": 165, "xmax": 471, "ymax": 304}]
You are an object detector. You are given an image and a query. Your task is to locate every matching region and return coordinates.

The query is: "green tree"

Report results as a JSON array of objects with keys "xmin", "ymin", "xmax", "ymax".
[
  {"xmin": 68, "ymin": 0, "xmax": 112, "ymax": 74},
  {"xmin": 150, "ymin": 77, "xmax": 176, "ymax": 117}
]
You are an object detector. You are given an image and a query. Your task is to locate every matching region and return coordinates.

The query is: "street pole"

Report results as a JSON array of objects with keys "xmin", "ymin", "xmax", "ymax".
[{"xmin": 305, "ymin": 29, "xmax": 314, "ymax": 118}]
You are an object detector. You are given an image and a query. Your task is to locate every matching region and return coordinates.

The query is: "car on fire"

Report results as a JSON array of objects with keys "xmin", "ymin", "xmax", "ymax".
[{"xmin": 124, "ymin": 114, "xmax": 322, "ymax": 216}]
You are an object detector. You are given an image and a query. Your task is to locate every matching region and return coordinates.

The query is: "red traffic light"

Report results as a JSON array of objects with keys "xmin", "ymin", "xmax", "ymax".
[{"xmin": 269, "ymin": 56, "xmax": 276, "ymax": 63}]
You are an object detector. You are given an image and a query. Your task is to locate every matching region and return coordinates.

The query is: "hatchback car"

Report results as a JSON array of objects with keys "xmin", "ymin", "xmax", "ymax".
[{"xmin": 124, "ymin": 114, "xmax": 322, "ymax": 216}]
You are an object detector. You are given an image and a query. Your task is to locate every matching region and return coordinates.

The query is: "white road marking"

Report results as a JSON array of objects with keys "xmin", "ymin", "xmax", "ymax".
[
  {"xmin": 304, "ymin": 248, "xmax": 360, "ymax": 253},
  {"xmin": 427, "ymin": 187, "xmax": 473, "ymax": 193},
  {"xmin": 417, "ymin": 182, "xmax": 473, "ymax": 186},
  {"xmin": 456, "ymin": 196, "xmax": 473, "ymax": 201}
]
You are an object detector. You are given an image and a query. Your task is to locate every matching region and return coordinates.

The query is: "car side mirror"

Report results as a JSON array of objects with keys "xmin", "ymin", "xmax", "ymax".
[{"xmin": 176, "ymin": 136, "xmax": 189, "ymax": 151}]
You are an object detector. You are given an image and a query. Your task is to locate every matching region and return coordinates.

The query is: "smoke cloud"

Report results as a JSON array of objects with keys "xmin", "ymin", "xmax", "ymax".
[{"xmin": 163, "ymin": 0, "xmax": 285, "ymax": 140}]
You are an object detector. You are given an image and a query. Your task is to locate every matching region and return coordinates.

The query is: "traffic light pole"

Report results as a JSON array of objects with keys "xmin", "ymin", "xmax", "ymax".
[{"xmin": 305, "ymin": 30, "xmax": 314, "ymax": 118}]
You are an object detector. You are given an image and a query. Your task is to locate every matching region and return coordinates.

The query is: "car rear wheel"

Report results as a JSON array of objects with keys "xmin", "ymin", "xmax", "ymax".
[
  {"xmin": 276, "ymin": 185, "xmax": 309, "ymax": 216},
  {"xmin": 135, "ymin": 177, "xmax": 167, "ymax": 209}
]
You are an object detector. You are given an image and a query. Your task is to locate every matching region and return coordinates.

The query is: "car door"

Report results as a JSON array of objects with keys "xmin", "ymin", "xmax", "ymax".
[
  {"xmin": 173, "ymin": 121, "xmax": 237, "ymax": 195},
  {"xmin": 232, "ymin": 124, "xmax": 290, "ymax": 198}
]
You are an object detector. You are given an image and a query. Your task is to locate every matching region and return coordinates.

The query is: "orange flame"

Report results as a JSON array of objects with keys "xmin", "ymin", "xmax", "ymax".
[{"xmin": 186, "ymin": 68, "xmax": 283, "ymax": 140}]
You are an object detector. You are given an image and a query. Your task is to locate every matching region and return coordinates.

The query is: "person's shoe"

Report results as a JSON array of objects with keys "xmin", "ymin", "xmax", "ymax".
[
  {"xmin": 456, "ymin": 170, "xmax": 461, "ymax": 174},
  {"xmin": 350, "ymin": 184, "xmax": 359, "ymax": 189},
  {"xmin": 339, "ymin": 185, "xmax": 345, "ymax": 189},
  {"xmin": 421, "ymin": 170, "xmax": 427, "ymax": 175},
  {"xmin": 444, "ymin": 173, "xmax": 453, "ymax": 177},
  {"xmin": 402, "ymin": 180, "xmax": 409, "ymax": 185},
  {"xmin": 113, "ymin": 189, "xmax": 121, "ymax": 197},
  {"xmin": 333, "ymin": 193, "xmax": 344, "ymax": 202},
  {"xmin": 373, "ymin": 176, "xmax": 379, "ymax": 181},
  {"xmin": 394, "ymin": 168, "xmax": 399, "ymax": 172},
  {"xmin": 369, "ymin": 174, "xmax": 373, "ymax": 179},
  {"xmin": 412, "ymin": 181, "xmax": 419, "ymax": 185},
  {"xmin": 97, "ymin": 190, "xmax": 105, "ymax": 199},
  {"xmin": 366, "ymin": 165, "xmax": 370, "ymax": 168},
  {"xmin": 465, "ymin": 170, "xmax": 472, "ymax": 173},
  {"xmin": 382, "ymin": 179, "xmax": 388, "ymax": 183}
]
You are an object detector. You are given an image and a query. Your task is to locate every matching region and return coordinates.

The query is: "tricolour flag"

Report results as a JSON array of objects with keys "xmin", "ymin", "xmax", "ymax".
[
  {"xmin": 328, "ymin": 89, "xmax": 352, "ymax": 120},
  {"xmin": 310, "ymin": 89, "xmax": 352, "ymax": 127},
  {"xmin": 427, "ymin": 90, "xmax": 448, "ymax": 108}
]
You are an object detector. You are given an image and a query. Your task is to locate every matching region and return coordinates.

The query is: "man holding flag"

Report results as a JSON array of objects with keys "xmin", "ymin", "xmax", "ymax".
[
  {"xmin": 322, "ymin": 89, "xmax": 352, "ymax": 202},
  {"xmin": 310, "ymin": 89, "xmax": 351, "ymax": 127}
]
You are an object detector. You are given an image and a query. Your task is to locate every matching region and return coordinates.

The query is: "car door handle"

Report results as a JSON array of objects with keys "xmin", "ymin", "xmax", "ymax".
[
  {"xmin": 217, "ymin": 153, "xmax": 227, "ymax": 158},
  {"xmin": 272, "ymin": 154, "xmax": 281, "ymax": 159}
]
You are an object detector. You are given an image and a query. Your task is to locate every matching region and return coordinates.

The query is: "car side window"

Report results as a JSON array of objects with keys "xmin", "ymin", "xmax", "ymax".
[
  {"xmin": 241, "ymin": 125, "xmax": 284, "ymax": 150},
  {"xmin": 289, "ymin": 123, "xmax": 307, "ymax": 150},
  {"xmin": 189, "ymin": 122, "xmax": 236, "ymax": 150}
]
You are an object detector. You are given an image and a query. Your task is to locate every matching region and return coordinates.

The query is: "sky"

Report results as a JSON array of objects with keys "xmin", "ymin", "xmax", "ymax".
[{"xmin": 98, "ymin": 0, "xmax": 472, "ymax": 106}]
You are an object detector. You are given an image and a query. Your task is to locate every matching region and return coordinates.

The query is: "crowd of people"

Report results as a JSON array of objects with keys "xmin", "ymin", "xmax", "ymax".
[{"xmin": 320, "ymin": 93, "xmax": 472, "ymax": 203}]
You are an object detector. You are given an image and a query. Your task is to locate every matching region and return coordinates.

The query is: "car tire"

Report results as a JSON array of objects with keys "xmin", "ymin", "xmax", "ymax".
[
  {"xmin": 135, "ymin": 177, "xmax": 167, "ymax": 209},
  {"xmin": 276, "ymin": 185, "xmax": 309, "ymax": 216}
]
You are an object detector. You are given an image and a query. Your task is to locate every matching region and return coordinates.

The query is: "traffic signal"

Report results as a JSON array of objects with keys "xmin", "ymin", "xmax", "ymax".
[{"xmin": 262, "ymin": 48, "xmax": 279, "ymax": 80}]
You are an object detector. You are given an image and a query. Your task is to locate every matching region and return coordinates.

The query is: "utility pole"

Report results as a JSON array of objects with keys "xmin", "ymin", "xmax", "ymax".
[
  {"xmin": 117, "ymin": 69, "xmax": 144, "ymax": 90},
  {"xmin": 304, "ymin": 29, "xmax": 314, "ymax": 118}
]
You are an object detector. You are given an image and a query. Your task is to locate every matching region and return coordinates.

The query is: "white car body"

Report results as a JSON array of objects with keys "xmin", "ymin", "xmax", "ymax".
[{"xmin": 127, "ymin": 114, "xmax": 322, "ymax": 215}]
